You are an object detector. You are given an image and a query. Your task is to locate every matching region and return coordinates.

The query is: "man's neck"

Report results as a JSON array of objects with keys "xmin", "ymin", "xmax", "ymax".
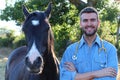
[{"xmin": 83, "ymin": 34, "xmax": 97, "ymax": 46}]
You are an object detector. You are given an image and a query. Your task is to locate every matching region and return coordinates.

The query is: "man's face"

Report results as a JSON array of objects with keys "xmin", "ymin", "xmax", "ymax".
[{"xmin": 80, "ymin": 13, "xmax": 100, "ymax": 36}]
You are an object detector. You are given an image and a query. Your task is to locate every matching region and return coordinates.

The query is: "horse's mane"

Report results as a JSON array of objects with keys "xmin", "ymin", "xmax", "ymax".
[{"xmin": 48, "ymin": 24, "xmax": 56, "ymax": 57}]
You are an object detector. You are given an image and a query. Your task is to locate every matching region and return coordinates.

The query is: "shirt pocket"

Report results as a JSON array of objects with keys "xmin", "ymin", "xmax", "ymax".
[{"xmin": 94, "ymin": 53, "xmax": 107, "ymax": 69}]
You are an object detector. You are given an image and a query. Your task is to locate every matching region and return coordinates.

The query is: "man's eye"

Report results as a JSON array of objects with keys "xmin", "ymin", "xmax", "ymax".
[
  {"xmin": 91, "ymin": 19, "xmax": 96, "ymax": 22},
  {"xmin": 83, "ymin": 19, "xmax": 88, "ymax": 22}
]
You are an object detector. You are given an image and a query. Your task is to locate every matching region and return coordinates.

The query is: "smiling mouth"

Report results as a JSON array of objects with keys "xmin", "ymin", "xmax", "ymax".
[{"xmin": 85, "ymin": 27, "xmax": 94, "ymax": 32}]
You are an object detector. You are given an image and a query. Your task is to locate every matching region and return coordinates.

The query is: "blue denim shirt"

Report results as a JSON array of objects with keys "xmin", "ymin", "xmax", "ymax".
[{"xmin": 60, "ymin": 35, "xmax": 118, "ymax": 80}]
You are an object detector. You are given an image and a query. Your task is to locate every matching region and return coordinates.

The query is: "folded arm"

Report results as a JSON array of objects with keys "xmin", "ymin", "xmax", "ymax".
[{"xmin": 65, "ymin": 62, "xmax": 117, "ymax": 80}]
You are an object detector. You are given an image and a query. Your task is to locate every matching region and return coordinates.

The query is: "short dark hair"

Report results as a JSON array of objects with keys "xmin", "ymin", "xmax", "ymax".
[{"xmin": 79, "ymin": 7, "xmax": 99, "ymax": 19}]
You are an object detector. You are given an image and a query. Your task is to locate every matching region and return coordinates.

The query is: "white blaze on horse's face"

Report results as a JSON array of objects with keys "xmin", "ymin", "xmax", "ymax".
[
  {"xmin": 27, "ymin": 42, "xmax": 43, "ymax": 64},
  {"xmin": 31, "ymin": 20, "xmax": 39, "ymax": 26}
]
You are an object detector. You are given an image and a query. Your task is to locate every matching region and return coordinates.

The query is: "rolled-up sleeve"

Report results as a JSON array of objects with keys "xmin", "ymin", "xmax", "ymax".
[
  {"xmin": 60, "ymin": 46, "xmax": 76, "ymax": 80},
  {"xmin": 103, "ymin": 45, "xmax": 118, "ymax": 80},
  {"xmin": 60, "ymin": 66, "xmax": 76, "ymax": 80}
]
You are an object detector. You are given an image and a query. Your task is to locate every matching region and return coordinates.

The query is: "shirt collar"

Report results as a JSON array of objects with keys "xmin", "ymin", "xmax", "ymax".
[
  {"xmin": 79, "ymin": 34, "xmax": 101, "ymax": 48},
  {"xmin": 94, "ymin": 35, "xmax": 101, "ymax": 47},
  {"xmin": 79, "ymin": 36, "xmax": 85, "ymax": 48}
]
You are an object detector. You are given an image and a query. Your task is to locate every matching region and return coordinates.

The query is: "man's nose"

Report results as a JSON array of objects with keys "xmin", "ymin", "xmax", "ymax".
[{"xmin": 87, "ymin": 21, "xmax": 92, "ymax": 26}]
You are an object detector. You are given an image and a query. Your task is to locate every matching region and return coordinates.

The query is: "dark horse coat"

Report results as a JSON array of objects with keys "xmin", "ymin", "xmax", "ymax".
[{"xmin": 5, "ymin": 3, "xmax": 59, "ymax": 80}]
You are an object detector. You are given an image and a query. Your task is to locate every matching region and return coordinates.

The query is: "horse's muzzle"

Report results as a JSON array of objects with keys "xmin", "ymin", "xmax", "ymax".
[{"xmin": 25, "ymin": 56, "xmax": 44, "ymax": 74}]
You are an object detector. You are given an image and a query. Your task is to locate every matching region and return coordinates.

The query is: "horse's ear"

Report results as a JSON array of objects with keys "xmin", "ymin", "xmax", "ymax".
[
  {"xmin": 45, "ymin": 2, "xmax": 52, "ymax": 18},
  {"xmin": 22, "ymin": 5, "xmax": 30, "ymax": 18}
]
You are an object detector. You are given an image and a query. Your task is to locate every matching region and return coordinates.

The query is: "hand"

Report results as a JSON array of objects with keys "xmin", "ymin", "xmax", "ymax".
[
  {"xmin": 64, "ymin": 62, "xmax": 76, "ymax": 72},
  {"xmin": 93, "ymin": 67, "xmax": 117, "ymax": 78}
]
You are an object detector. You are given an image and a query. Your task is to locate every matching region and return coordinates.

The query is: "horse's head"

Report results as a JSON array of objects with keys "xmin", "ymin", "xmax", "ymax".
[{"xmin": 22, "ymin": 3, "xmax": 52, "ymax": 74}]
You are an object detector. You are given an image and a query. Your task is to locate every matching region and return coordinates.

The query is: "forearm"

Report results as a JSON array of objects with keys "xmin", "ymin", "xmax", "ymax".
[
  {"xmin": 75, "ymin": 67, "xmax": 117, "ymax": 80},
  {"xmin": 75, "ymin": 72, "xmax": 94, "ymax": 80}
]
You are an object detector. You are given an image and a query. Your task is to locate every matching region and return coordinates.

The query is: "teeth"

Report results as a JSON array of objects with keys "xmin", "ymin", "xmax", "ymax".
[
  {"xmin": 88, "ymin": 27, "xmax": 92, "ymax": 29},
  {"xmin": 86, "ymin": 27, "xmax": 93, "ymax": 32}
]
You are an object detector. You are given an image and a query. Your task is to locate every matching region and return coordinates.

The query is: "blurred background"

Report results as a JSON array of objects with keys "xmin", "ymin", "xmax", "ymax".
[{"xmin": 0, "ymin": 0, "xmax": 120, "ymax": 80}]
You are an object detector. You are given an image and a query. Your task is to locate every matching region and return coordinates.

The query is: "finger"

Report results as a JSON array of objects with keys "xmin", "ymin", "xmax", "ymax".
[
  {"xmin": 110, "ymin": 71, "xmax": 117, "ymax": 77},
  {"xmin": 64, "ymin": 62, "xmax": 76, "ymax": 71},
  {"xmin": 65, "ymin": 62, "xmax": 73, "ymax": 66},
  {"xmin": 107, "ymin": 69, "xmax": 117, "ymax": 77},
  {"xmin": 109, "ymin": 68, "xmax": 117, "ymax": 75},
  {"xmin": 108, "ymin": 67, "xmax": 116, "ymax": 71},
  {"xmin": 64, "ymin": 64, "xmax": 70, "ymax": 70},
  {"xmin": 64, "ymin": 64, "xmax": 74, "ymax": 71},
  {"xmin": 111, "ymin": 70, "xmax": 117, "ymax": 77},
  {"xmin": 64, "ymin": 62, "xmax": 74, "ymax": 69}
]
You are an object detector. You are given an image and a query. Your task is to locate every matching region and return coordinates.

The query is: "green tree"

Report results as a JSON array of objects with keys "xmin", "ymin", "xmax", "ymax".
[
  {"xmin": 0, "ymin": 28, "xmax": 15, "ymax": 47},
  {"xmin": 0, "ymin": 0, "xmax": 120, "ymax": 56}
]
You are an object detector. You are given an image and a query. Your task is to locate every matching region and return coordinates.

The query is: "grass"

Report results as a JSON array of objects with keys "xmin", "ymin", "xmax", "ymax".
[
  {"xmin": 0, "ymin": 47, "xmax": 11, "ymax": 80},
  {"xmin": 0, "ymin": 58, "xmax": 7, "ymax": 80},
  {"xmin": 0, "ymin": 47, "xmax": 120, "ymax": 80}
]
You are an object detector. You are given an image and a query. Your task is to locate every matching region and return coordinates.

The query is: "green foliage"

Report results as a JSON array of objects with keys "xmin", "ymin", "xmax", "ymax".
[
  {"xmin": 52, "ymin": 4, "xmax": 82, "ymax": 56},
  {"xmin": 99, "ymin": 2, "xmax": 120, "ymax": 22},
  {"xmin": 98, "ymin": 21, "xmax": 117, "ymax": 44},
  {"xmin": 49, "ymin": 0, "xmax": 73, "ymax": 25},
  {"xmin": 0, "ymin": 28, "xmax": 26, "ymax": 48},
  {"xmin": 0, "ymin": 0, "xmax": 25, "ymax": 25},
  {"xmin": 95, "ymin": 0, "xmax": 109, "ymax": 9},
  {"xmin": 0, "ymin": 29, "xmax": 15, "ymax": 47},
  {"xmin": 13, "ymin": 33, "xmax": 26, "ymax": 48},
  {"xmin": 0, "ymin": 28, "xmax": 10, "ymax": 36},
  {"xmin": 53, "ymin": 22, "xmax": 81, "ymax": 56},
  {"xmin": 0, "ymin": 0, "xmax": 120, "ymax": 56}
]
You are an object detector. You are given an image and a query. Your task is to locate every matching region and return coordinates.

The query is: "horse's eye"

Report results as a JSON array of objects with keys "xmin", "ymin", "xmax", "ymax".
[{"xmin": 31, "ymin": 20, "xmax": 40, "ymax": 26}]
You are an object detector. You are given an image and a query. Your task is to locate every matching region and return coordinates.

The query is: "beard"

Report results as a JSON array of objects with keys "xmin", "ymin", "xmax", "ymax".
[{"xmin": 81, "ymin": 26, "xmax": 98, "ymax": 36}]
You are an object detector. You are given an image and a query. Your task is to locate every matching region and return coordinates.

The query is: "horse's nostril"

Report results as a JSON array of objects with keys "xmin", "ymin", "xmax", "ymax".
[
  {"xmin": 25, "ymin": 56, "xmax": 28, "ymax": 62},
  {"xmin": 36, "ymin": 57, "xmax": 41, "ymax": 63},
  {"xmin": 25, "ymin": 57, "xmax": 30, "ymax": 65}
]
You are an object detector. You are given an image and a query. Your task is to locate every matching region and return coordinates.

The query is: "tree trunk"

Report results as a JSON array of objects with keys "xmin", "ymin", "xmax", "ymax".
[
  {"xmin": 87, "ymin": 0, "xmax": 97, "ymax": 6},
  {"xmin": 69, "ymin": 0, "xmax": 86, "ymax": 7}
]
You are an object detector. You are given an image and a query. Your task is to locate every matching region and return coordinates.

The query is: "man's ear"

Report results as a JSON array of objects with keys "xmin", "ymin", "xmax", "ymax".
[{"xmin": 80, "ymin": 21, "xmax": 82, "ymax": 28}]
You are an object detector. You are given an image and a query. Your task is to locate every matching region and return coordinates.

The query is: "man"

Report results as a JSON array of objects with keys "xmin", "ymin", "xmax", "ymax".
[{"xmin": 60, "ymin": 7, "xmax": 118, "ymax": 80}]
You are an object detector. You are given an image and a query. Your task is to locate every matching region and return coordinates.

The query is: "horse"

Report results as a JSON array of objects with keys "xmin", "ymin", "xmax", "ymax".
[{"xmin": 5, "ymin": 3, "xmax": 59, "ymax": 80}]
